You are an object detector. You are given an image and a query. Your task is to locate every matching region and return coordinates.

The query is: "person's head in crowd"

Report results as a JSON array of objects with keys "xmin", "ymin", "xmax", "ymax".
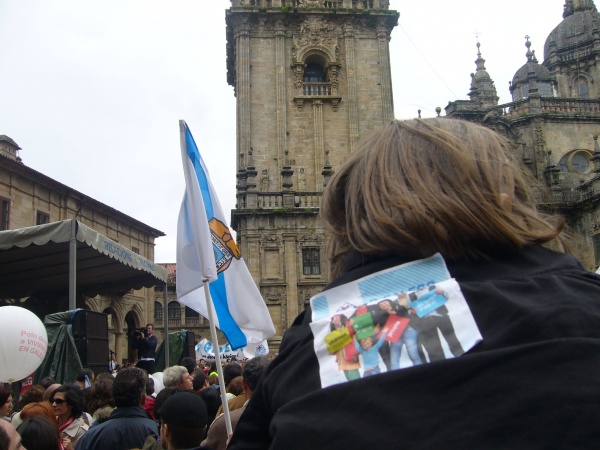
[
  {"xmin": 76, "ymin": 368, "xmax": 95, "ymax": 389},
  {"xmin": 0, "ymin": 419, "xmax": 24, "ymax": 450},
  {"xmin": 49, "ymin": 384, "xmax": 85, "ymax": 425},
  {"xmin": 85, "ymin": 377, "xmax": 115, "ymax": 416},
  {"xmin": 0, "ymin": 386, "xmax": 13, "ymax": 419},
  {"xmin": 17, "ymin": 416, "xmax": 59, "ymax": 450},
  {"xmin": 163, "ymin": 366, "xmax": 193, "ymax": 390},
  {"xmin": 20, "ymin": 402, "xmax": 58, "ymax": 428},
  {"xmin": 178, "ymin": 357, "xmax": 197, "ymax": 375},
  {"xmin": 95, "ymin": 372, "xmax": 115, "ymax": 383},
  {"xmin": 158, "ymin": 391, "xmax": 208, "ymax": 450},
  {"xmin": 146, "ymin": 377, "xmax": 155, "ymax": 397},
  {"xmin": 207, "ymin": 375, "xmax": 218, "ymax": 386},
  {"xmin": 199, "ymin": 386, "xmax": 222, "ymax": 428},
  {"xmin": 222, "ymin": 363, "xmax": 242, "ymax": 388},
  {"xmin": 192, "ymin": 370, "xmax": 208, "ymax": 393},
  {"xmin": 227, "ymin": 376, "xmax": 243, "ymax": 397},
  {"xmin": 42, "ymin": 384, "xmax": 61, "ymax": 403},
  {"xmin": 19, "ymin": 385, "xmax": 45, "ymax": 409},
  {"xmin": 242, "ymin": 355, "xmax": 271, "ymax": 396},
  {"xmin": 153, "ymin": 387, "xmax": 188, "ymax": 424},
  {"xmin": 38, "ymin": 378, "xmax": 57, "ymax": 391},
  {"xmin": 321, "ymin": 118, "xmax": 565, "ymax": 279},
  {"xmin": 112, "ymin": 367, "xmax": 147, "ymax": 408}
]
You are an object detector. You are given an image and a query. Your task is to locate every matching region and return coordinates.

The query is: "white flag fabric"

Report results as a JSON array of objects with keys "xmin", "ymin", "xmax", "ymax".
[{"xmin": 176, "ymin": 120, "xmax": 275, "ymax": 349}]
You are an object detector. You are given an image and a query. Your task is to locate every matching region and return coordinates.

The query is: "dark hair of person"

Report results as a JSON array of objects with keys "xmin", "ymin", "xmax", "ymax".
[
  {"xmin": 20, "ymin": 385, "xmax": 45, "ymax": 409},
  {"xmin": 207, "ymin": 375, "xmax": 218, "ymax": 386},
  {"xmin": 146, "ymin": 323, "xmax": 154, "ymax": 329},
  {"xmin": 146, "ymin": 377, "xmax": 155, "ymax": 396},
  {"xmin": 153, "ymin": 387, "xmax": 188, "ymax": 422},
  {"xmin": 85, "ymin": 378, "xmax": 115, "ymax": 415},
  {"xmin": 329, "ymin": 314, "xmax": 348, "ymax": 332},
  {"xmin": 167, "ymin": 423, "xmax": 205, "ymax": 449},
  {"xmin": 209, "ymin": 361, "xmax": 217, "ymax": 373},
  {"xmin": 179, "ymin": 357, "xmax": 197, "ymax": 375},
  {"xmin": 112, "ymin": 367, "xmax": 147, "ymax": 408},
  {"xmin": 227, "ymin": 376, "xmax": 243, "ymax": 396},
  {"xmin": 51, "ymin": 384, "xmax": 84, "ymax": 419},
  {"xmin": 0, "ymin": 423, "xmax": 9, "ymax": 450},
  {"xmin": 222, "ymin": 363, "xmax": 242, "ymax": 386},
  {"xmin": 0, "ymin": 386, "xmax": 11, "ymax": 407},
  {"xmin": 95, "ymin": 372, "xmax": 115, "ymax": 382},
  {"xmin": 38, "ymin": 378, "xmax": 57, "ymax": 390},
  {"xmin": 76, "ymin": 368, "xmax": 94, "ymax": 383},
  {"xmin": 200, "ymin": 387, "xmax": 222, "ymax": 427},
  {"xmin": 242, "ymin": 355, "xmax": 271, "ymax": 392},
  {"xmin": 17, "ymin": 416, "xmax": 60, "ymax": 450},
  {"xmin": 321, "ymin": 118, "xmax": 566, "ymax": 279},
  {"xmin": 192, "ymin": 370, "xmax": 207, "ymax": 392}
]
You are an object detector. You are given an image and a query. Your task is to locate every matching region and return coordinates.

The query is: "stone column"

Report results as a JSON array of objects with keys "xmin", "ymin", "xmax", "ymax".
[
  {"xmin": 114, "ymin": 331, "xmax": 124, "ymax": 365},
  {"xmin": 275, "ymin": 21, "xmax": 288, "ymax": 183},
  {"xmin": 284, "ymin": 235, "xmax": 299, "ymax": 330},
  {"xmin": 236, "ymin": 20, "xmax": 252, "ymax": 170},
  {"xmin": 377, "ymin": 26, "xmax": 394, "ymax": 122},
  {"xmin": 344, "ymin": 24, "xmax": 360, "ymax": 150},
  {"xmin": 313, "ymin": 100, "xmax": 325, "ymax": 189}
]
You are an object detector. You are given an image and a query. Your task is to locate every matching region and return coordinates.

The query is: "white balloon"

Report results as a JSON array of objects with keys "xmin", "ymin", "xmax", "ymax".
[
  {"xmin": 0, "ymin": 306, "xmax": 48, "ymax": 383},
  {"xmin": 151, "ymin": 372, "xmax": 164, "ymax": 395}
]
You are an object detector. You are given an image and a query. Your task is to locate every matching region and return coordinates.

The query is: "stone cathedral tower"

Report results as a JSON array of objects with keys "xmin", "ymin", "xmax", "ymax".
[{"xmin": 226, "ymin": 0, "xmax": 398, "ymax": 345}]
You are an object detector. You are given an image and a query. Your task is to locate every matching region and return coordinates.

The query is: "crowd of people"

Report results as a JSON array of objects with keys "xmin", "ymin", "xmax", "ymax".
[{"xmin": 0, "ymin": 354, "xmax": 270, "ymax": 450}]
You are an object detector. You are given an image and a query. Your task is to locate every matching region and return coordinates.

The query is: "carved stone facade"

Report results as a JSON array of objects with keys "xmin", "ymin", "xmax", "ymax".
[
  {"xmin": 226, "ymin": 1, "xmax": 398, "ymax": 345},
  {"xmin": 0, "ymin": 147, "xmax": 165, "ymax": 365},
  {"xmin": 446, "ymin": 0, "xmax": 600, "ymax": 271}
]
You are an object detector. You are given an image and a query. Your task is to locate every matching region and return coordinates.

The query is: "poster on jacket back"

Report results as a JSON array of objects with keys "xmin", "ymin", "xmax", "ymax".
[{"xmin": 309, "ymin": 253, "xmax": 482, "ymax": 388}]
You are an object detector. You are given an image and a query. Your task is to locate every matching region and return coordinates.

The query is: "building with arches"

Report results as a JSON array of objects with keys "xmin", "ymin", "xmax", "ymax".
[
  {"xmin": 0, "ymin": 137, "xmax": 165, "ymax": 367},
  {"xmin": 226, "ymin": 0, "xmax": 398, "ymax": 346},
  {"xmin": 446, "ymin": 0, "xmax": 600, "ymax": 272}
]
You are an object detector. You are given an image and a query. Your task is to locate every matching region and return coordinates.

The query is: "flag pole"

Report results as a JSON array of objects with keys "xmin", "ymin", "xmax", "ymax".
[{"xmin": 203, "ymin": 280, "xmax": 233, "ymax": 436}]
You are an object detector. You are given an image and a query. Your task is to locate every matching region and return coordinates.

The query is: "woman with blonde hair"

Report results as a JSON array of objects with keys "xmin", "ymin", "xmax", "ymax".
[{"xmin": 230, "ymin": 118, "xmax": 600, "ymax": 449}]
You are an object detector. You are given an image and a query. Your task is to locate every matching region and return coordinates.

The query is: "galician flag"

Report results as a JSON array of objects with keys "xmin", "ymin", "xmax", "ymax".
[{"xmin": 176, "ymin": 120, "xmax": 275, "ymax": 349}]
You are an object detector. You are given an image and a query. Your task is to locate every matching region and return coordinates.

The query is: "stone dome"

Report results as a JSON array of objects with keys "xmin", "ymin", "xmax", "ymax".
[
  {"xmin": 511, "ymin": 38, "xmax": 555, "ymax": 101},
  {"xmin": 544, "ymin": 1, "xmax": 600, "ymax": 61},
  {"xmin": 512, "ymin": 60, "xmax": 552, "ymax": 87}
]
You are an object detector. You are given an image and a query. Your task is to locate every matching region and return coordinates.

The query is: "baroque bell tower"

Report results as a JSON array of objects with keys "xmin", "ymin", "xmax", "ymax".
[{"xmin": 226, "ymin": 0, "xmax": 398, "ymax": 345}]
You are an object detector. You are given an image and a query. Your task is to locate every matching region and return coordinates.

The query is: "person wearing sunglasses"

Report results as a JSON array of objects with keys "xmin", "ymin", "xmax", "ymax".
[{"xmin": 50, "ymin": 384, "xmax": 88, "ymax": 450}]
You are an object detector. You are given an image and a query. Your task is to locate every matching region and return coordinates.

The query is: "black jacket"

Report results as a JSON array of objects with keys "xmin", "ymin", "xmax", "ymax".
[{"xmin": 229, "ymin": 246, "xmax": 600, "ymax": 449}]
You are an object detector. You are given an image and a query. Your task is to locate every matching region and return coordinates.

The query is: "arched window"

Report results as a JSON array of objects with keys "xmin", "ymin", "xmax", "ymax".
[
  {"xmin": 577, "ymin": 78, "xmax": 589, "ymax": 99},
  {"xmin": 303, "ymin": 63, "xmax": 326, "ymax": 82},
  {"xmin": 154, "ymin": 301, "xmax": 163, "ymax": 320},
  {"xmin": 168, "ymin": 301, "xmax": 181, "ymax": 319},
  {"xmin": 185, "ymin": 306, "xmax": 199, "ymax": 318}
]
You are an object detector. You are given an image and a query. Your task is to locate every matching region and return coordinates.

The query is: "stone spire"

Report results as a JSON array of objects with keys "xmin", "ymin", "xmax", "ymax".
[
  {"xmin": 563, "ymin": 0, "xmax": 598, "ymax": 18},
  {"xmin": 467, "ymin": 41, "xmax": 499, "ymax": 108}
]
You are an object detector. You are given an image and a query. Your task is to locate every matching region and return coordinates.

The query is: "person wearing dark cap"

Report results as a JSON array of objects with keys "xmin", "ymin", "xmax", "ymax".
[{"xmin": 157, "ymin": 391, "xmax": 210, "ymax": 450}]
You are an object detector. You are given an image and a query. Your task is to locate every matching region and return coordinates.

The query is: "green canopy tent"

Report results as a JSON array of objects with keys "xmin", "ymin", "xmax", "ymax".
[{"xmin": 0, "ymin": 219, "xmax": 171, "ymax": 375}]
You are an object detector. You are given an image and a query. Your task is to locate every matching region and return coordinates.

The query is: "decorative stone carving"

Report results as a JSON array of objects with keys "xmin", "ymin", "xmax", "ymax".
[
  {"xmin": 298, "ymin": 17, "xmax": 337, "ymax": 49},
  {"xmin": 261, "ymin": 234, "xmax": 283, "ymax": 247},
  {"xmin": 261, "ymin": 285, "xmax": 286, "ymax": 304}
]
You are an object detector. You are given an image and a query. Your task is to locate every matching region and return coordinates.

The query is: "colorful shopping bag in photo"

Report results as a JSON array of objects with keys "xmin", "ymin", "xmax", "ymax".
[
  {"xmin": 382, "ymin": 315, "xmax": 410, "ymax": 343},
  {"xmin": 350, "ymin": 312, "xmax": 375, "ymax": 341},
  {"xmin": 325, "ymin": 327, "xmax": 353, "ymax": 354}
]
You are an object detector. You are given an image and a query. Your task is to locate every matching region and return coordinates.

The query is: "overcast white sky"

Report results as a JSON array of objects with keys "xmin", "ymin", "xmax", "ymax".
[{"xmin": 0, "ymin": 0, "xmax": 567, "ymax": 262}]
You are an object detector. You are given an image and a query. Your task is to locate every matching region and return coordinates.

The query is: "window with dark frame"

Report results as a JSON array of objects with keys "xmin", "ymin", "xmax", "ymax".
[
  {"xmin": 594, "ymin": 234, "xmax": 600, "ymax": 268},
  {"xmin": 154, "ymin": 301, "xmax": 163, "ymax": 320},
  {"xmin": 167, "ymin": 301, "xmax": 181, "ymax": 319},
  {"xmin": 185, "ymin": 306, "xmax": 199, "ymax": 318},
  {"xmin": 36, "ymin": 211, "xmax": 50, "ymax": 225},
  {"xmin": 302, "ymin": 247, "xmax": 321, "ymax": 275},
  {"xmin": 0, "ymin": 198, "xmax": 10, "ymax": 230}
]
